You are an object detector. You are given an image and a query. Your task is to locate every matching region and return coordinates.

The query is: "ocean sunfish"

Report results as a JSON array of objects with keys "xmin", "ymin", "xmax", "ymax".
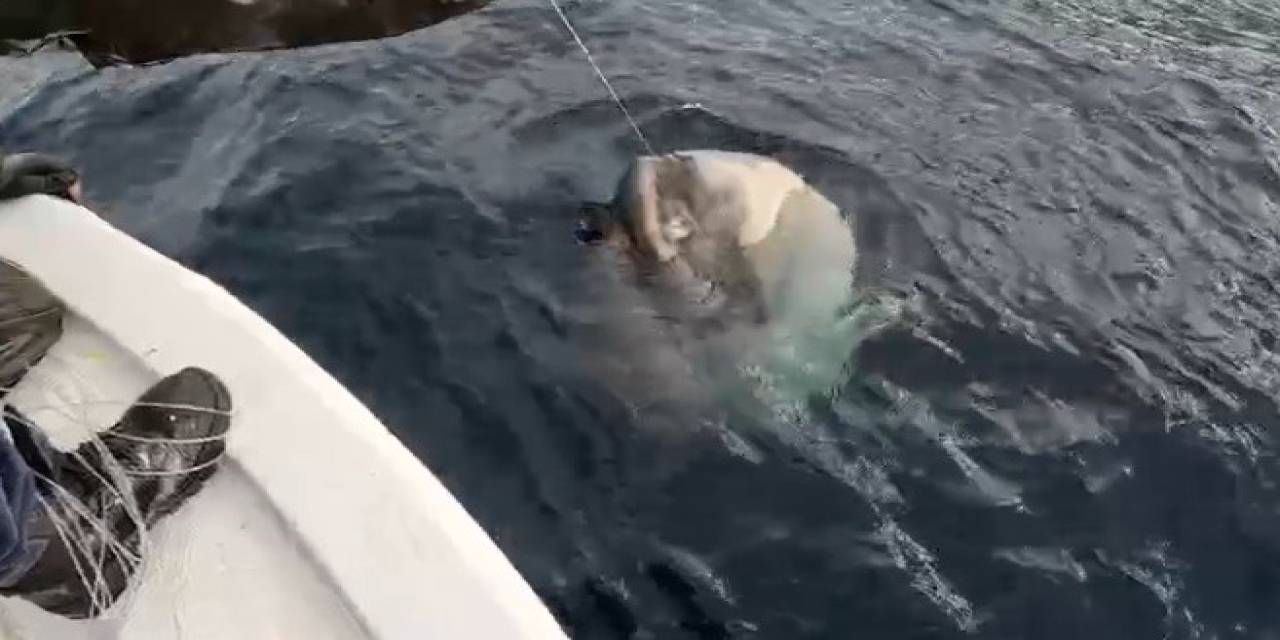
[{"xmin": 579, "ymin": 150, "xmax": 887, "ymax": 405}]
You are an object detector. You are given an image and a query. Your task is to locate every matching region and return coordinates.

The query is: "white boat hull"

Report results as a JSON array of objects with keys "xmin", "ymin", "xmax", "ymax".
[{"xmin": 0, "ymin": 196, "xmax": 566, "ymax": 640}]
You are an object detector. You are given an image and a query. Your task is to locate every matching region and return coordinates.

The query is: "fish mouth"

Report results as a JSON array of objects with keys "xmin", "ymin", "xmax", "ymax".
[{"xmin": 574, "ymin": 202, "xmax": 613, "ymax": 245}]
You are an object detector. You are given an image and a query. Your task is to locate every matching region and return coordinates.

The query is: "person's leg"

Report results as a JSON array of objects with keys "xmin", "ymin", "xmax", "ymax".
[
  {"xmin": 0, "ymin": 414, "xmax": 42, "ymax": 588},
  {"xmin": 0, "ymin": 151, "xmax": 80, "ymax": 397},
  {"xmin": 0, "ymin": 258, "xmax": 64, "ymax": 396},
  {"xmin": 0, "ymin": 150, "xmax": 76, "ymax": 396},
  {"xmin": 0, "ymin": 232, "xmax": 64, "ymax": 592},
  {"xmin": 0, "ymin": 367, "xmax": 232, "ymax": 618},
  {"xmin": 0, "ymin": 154, "xmax": 233, "ymax": 618}
]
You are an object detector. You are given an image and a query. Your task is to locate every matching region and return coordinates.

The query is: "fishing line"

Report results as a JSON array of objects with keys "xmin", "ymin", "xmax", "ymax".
[{"xmin": 546, "ymin": 0, "xmax": 656, "ymax": 155}]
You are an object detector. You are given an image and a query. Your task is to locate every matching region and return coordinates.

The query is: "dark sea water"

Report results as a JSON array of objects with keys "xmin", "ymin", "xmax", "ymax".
[{"xmin": 4, "ymin": 0, "xmax": 1280, "ymax": 637}]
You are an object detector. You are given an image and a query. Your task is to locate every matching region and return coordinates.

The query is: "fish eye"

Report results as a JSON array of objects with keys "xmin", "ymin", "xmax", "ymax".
[{"xmin": 574, "ymin": 219, "xmax": 606, "ymax": 244}]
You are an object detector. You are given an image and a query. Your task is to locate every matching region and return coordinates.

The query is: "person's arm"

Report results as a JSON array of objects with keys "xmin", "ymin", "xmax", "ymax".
[{"xmin": 0, "ymin": 153, "xmax": 81, "ymax": 203}]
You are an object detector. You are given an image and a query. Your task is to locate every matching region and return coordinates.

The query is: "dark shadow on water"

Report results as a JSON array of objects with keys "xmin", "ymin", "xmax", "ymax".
[{"xmin": 0, "ymin": 0, "xmax": 488, "ymax": 66}]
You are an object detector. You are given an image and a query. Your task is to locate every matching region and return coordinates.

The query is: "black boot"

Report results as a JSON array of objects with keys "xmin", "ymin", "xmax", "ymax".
[
  {"xmin": 0, "ymin": 258, "xmax": 64, "ymax": 396},
  {"xmin": 0, "ymin": 152, "xmax": 80, "ymax": 394},
  {"xmin": 0, "ymin": 367, "xmax": 232, "ymax": 619}
]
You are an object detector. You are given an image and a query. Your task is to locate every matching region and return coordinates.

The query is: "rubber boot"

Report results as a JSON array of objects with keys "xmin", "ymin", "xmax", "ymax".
[
  {"xmin": 0, "ymin": 367, "xmax": 232, "ymax": 618},
  {"xmin": 0, "ymin": 151, "xmax": 80, "ymax": 394},
  {"xmin": 0, "ymin": 259, "xmax": 64, "ymax": 396}
]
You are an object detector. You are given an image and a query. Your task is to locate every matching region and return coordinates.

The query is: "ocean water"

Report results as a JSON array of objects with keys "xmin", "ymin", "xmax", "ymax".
[{"xmin": 2, "ymin": 0, "xmax": 1279, "ymax": 637}]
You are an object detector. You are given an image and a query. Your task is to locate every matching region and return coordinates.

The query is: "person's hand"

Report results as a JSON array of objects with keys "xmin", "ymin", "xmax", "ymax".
[{"xmin": 0, "ymin": 153, "xmax": 82, "ymax": 204}]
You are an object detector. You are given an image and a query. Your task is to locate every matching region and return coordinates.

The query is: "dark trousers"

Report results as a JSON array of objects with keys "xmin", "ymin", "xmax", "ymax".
[
  {"xmin": 0, "ymin": 258, "xmax": 63, "ymax": 585},
  {"xmin": 0, "ymin": 415, "xmax": 42, "ymax": 587}
]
